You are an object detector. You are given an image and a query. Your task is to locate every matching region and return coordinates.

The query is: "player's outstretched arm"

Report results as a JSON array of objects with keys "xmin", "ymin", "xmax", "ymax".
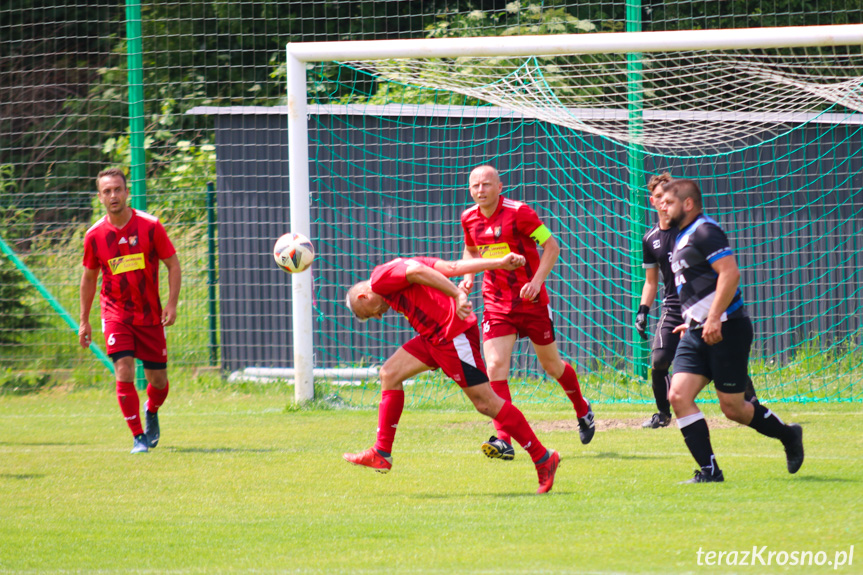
[
  {"xmin": 456, "ymin": 246, "xmax": 480, "ymax": 293},
  {"xmin": 406, "ymin": 262, "xmax": 474, "ymax": 319},
  {"xmin": 434, "ymin": 252, "xmax": 526, "ymax": 279}
]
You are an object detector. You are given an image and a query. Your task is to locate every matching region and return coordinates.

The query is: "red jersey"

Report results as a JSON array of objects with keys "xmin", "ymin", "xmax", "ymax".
[
  {"xmin": 461, "ymin": 196, "xmax": 552, "ymax": 311},
  {"xmin": 83, "ymin": 209, "xmax": 176, "ymax": 326},
  {"xmin": 370, "ymin": 257, "xmax": 476, "ymax": 345}
]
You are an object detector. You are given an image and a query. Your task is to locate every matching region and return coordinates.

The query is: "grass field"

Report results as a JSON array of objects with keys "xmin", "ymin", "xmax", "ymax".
[{"xmin": 0, "ymin": 387, "xmax": 860, "ymax": 574}]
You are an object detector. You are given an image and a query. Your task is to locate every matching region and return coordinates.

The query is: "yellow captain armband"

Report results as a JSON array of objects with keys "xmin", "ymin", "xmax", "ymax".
[{"xmin": 530, "ymin": 224, "xmax": 552, "ymax": 245}]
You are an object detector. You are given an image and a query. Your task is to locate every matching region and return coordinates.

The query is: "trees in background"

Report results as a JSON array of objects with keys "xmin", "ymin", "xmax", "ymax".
[{"xmin": 1, "ymin": 0, "xmax": 861, "ymax": 221}]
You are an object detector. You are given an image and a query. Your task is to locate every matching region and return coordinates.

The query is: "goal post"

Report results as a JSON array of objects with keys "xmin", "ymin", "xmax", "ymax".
[
  {"xmin": 286, "ymin": 54, "xmax": 315, "ymax": 403},
  {"xmin": 286, "ymin": 24, "xmax": 863, "ymax": 404}
]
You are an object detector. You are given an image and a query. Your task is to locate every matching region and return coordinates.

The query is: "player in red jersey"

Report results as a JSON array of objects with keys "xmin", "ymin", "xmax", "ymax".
[
  {"xmin": 459, "ymin": 165, "xmax": 594, "ymax": 460},
  {"xmin": 344, "ymin": 253, "xmax": 561, "ymax": 494},
  {"xmin": 78, "ymin": 168, "xmax": 182, "ymax": 454}
]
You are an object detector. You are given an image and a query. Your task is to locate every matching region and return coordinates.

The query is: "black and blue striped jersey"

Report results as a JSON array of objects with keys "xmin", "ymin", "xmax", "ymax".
[
  {"xmin": 670, "ymin": 214, "xmax": 747, "ymax": 325},
  {"xmin": 642, "ymin": 224, "xmax": 681, "ymax": 313}
]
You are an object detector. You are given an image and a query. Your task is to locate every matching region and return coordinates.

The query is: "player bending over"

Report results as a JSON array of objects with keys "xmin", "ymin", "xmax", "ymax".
[{"xmin": 344, "ymin": 253, "xmax": 560, "ymax": 494}]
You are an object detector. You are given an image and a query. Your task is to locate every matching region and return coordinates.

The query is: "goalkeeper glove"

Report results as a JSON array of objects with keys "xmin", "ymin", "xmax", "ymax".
[{"xmin": 635, "ymin": 304, "xmax": 650, "ymax": 340}]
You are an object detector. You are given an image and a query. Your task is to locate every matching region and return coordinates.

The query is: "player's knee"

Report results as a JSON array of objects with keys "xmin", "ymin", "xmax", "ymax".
[
  {"xmin": 468, "ymin": 389, "xmax": 500, "ymax": 417},
  {"xmin": 667, "ymin": 386, "xmax": 688, "ymax": 412},
  {"xmin": 147, "ymin": 373, "xmax": 168, "ymax": 389},
  {"xmin": 719, "ymin": 397, "xmax": 749, "ymax": 423},
  {"xmin": 472, "ymin": 399, "xmax": 495, "ymax": 417},
  {"xmin": 540, "ymin": 358, "xmax": 565, "ymax": 379},
  {"xmin": 113, "ymin": 359, "xmax": 135, "ymax": 382},
  {"xmin": 485, "ymin": 356, "xmax": 508, "ymax": 376},
  {"xmin": 378, "ymin": 365, "xmax": 404, "ymax": 391},
  {"xmin": 651, "ymin": 349, "xmax": 672, "ymax": 372}
]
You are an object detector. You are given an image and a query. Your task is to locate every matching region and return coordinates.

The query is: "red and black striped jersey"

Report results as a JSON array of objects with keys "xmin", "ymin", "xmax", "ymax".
[
  {"xmin": 83, "ymin": 209, "xmax": 176, "ymax": 326},
  {"xmin": 370, "ymin": 257, "xmax": 476, "ymax": 345},
  {"xmin": 461, "ymin": 196, "xmax": 552, "ymax": 311}
]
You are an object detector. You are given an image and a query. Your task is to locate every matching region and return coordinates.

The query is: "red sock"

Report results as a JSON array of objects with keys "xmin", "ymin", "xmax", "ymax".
[
  {"xmin": 146, "ymin": 382, "xmax": 169, "ymax": 413},
  {"xmin": 489, "ymin": 380, "xmax": 512, "ymax": 443},
  {"xmin": 116, "ymin": 381, "xmax": 143, "ymax": 436},
  {"xmin": 373, "ymin": 389, "xmax": 404, "ymax": 455},
  {"xmin": 493, "ymin": 401, "xmax": 546, "ymax": 463},
  {"xmin": 558, "ymin": 363, "xmax": 589, "ymax": 417}
]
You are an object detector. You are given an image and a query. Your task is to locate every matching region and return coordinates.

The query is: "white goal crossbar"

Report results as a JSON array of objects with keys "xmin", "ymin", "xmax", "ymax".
[{"xmin": 284, "ymin": 24, "xmax": 863, "ymax": 403}]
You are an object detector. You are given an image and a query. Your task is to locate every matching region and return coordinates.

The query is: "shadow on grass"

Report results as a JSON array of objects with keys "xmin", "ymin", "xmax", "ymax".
[
  {"xmin": 0, "ymin": 441, "xmax": 82, "ymax": 447},
  {"xmin": 589, "ymin": 450, "xmax": 672, "ymax": 461},
  {"xmin": 794, "ymin": 475, "xmax": 859, "ymax": 483},
  {"xmin": 0, "ymin": 473, "xmax": 46, "ymax": 480},
  {"xmin": 408, "ymin": 491, "xmax": 566, "ymax": 499},
  {"xmin": 166, "ymin": 446, "xmax": 282, "ymax": 454}
]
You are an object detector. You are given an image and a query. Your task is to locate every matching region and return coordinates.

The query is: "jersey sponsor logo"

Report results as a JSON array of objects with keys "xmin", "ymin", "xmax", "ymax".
[
  {"xmin": 108, "ymin": 253, "xmax": 145, "ymax": 275},
  {"xmin": 671, "ymin": 258, "xmax": 689, "ymax": 273},
  {"xmin": 476, "ymin": 242, "xmax": 511, "ymax": 259},
  {"xmin": 653, "ymin": 239, "xmax": 661, "ymax": 249}
]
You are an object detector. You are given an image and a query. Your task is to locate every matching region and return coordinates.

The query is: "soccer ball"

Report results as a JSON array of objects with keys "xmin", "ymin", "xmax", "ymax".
[{"xmin": 273, "ymin": 232, "xmax": 315, "ymax": 273}]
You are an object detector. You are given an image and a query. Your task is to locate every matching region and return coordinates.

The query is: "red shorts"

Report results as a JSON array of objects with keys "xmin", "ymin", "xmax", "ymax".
[
  {"xmin": 102, "ymin": 320, "xmax": 168, "ymax": 365},
  {"xmin": 401, "ymin": 325, "xmax": 489, "ymax": 388},
  {"xmin": 481, "ymin": 305, "xmax": 556, "ymax": 345}
]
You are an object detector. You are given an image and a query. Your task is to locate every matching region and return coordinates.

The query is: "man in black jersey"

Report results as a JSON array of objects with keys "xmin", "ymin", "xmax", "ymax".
[
  {"xmin": 636, "ymin": 173, "xmax": 680, "ymax": 428},
  {"xmin": 636, "ymin": 174, "xmax": 760, "ymax": 429},
  {"xmin": 659, "ymin": 179, "xmax": 804, "ymax": 483}
]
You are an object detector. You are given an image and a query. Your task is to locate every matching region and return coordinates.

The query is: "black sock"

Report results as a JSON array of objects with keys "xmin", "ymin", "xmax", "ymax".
[
  {"xmin": 652, "ymin": 369, "xmax": 671, "ymax": 415},
  {"xmin": 680, "ymin": 417, "xmax": 719, "ymax": 472},
  {"xmin": 748, "ymin": 403, "xmax": 791, "ymax": 441}
]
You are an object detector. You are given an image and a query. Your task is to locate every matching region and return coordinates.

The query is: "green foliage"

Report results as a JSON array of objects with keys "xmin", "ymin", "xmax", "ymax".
[
  {"xmin": 101, "ymin": 129, "xmax": 216, "ymax": 224},
  {"xmin": 0, "ymin": 167, "xmax": 46, "ymax": 344},
  {"xmin": 0, "ymin": 369, "xmax": 53, "ymax": 395},
  {"xmin": 0, "ymin": 253, "xmax": 45, "ymax": 345},
  {"xmin": 646, "ymin": 0, "xmax": 863, "ymax": 30},
  {"xmin": 425, "ymin": 1, "xmax": 597, "ymax": 37}
]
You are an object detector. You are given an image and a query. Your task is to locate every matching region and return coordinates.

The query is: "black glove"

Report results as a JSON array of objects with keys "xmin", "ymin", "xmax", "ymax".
[{"xmin": 635, "ymin": 304, "xmax": 650, "ymax": 340}]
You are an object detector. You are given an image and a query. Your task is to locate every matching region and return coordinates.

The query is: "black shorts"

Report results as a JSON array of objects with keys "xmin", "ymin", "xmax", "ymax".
[
  {"xmin": 653, "ymin": 307, "xmax": 684, "ymax": 354},
  {"xmin": 673, "ymin": 316, "xmax": 753, "ymax": 393}
]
